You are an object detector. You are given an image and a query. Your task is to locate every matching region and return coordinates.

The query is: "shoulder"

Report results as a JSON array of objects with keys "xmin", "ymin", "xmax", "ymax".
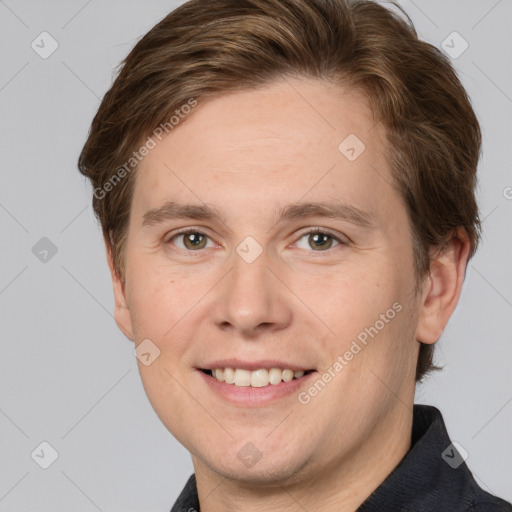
[
  {"xmin": 466, "ymin": 488, "xmax": 512, "ymax": 511},
  {"xmin": 468, "ymin": 503, "xmax": 512, "ymax": 512}
]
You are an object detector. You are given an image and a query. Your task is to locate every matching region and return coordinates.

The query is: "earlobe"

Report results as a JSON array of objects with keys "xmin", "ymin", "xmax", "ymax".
[
  {"xmin": 104, "ymin": 239, "xmax": 135, "ymax": 342},
  {"xmin": 415, "ymin": 229, "xmax": 471, "ymax": 345}
]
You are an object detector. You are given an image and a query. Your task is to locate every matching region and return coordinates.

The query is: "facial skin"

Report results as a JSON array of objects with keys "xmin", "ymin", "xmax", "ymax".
[{"xmin": 106, "ymin": 76, "xmax": 470, "ymax": 511}]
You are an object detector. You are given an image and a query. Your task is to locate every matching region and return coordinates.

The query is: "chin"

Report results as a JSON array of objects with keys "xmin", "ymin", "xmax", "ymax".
[{"xmin": 195, "ymin": 445, "xmax": 315, "ymax": 488}]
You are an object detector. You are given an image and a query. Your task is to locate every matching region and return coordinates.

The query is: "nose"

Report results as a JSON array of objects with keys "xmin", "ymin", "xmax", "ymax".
[{"xmin": 211, "ymin": 246, "xmax": 293, "ymax": 337}]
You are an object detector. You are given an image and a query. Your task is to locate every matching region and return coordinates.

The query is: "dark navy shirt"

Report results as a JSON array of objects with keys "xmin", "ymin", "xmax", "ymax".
[{"xmin": 170, "ymin": 404, "xmax": 512, "ymax": 511}]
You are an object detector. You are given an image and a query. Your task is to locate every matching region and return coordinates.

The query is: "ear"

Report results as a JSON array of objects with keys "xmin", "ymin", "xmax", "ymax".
[
  {"xmin": 105, "ymin": 238, "xmax": 135, "ymax": 342},
  {"xmin": 415, "ymin": 228, "xmax": 471, "ymax": 344}
]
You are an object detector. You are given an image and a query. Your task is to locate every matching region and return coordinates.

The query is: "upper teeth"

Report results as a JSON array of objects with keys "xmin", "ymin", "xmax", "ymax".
[{"xmin": 212, "ymin": 368, "xmax": 305, "ymax": 387}]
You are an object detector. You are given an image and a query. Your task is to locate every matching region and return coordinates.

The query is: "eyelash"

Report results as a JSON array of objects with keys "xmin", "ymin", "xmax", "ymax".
[{"xmin": 165, "ymin": 227, "xmax": 347, "ymax": 254}]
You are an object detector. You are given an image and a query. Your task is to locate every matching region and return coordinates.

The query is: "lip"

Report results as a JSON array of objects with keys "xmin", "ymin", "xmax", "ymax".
[
  {"xmin": 199, "ymin": 359, "xmax": 313, "ymax": 372},
  {"xmin": 197, "ymin": 368, "xmax": 317, "ymax": 407}
]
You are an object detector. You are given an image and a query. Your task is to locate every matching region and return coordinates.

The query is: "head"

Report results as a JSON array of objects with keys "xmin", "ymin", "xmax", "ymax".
[{"xmin": 78, "ymin": 0, "xmax": 481, "ymax": 486}]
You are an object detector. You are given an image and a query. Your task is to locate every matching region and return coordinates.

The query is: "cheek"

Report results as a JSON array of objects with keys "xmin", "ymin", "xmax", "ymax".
[
  {"xmin": 126, "ymin": 266, "xmax": 186, "ymax": 346},
  {"xmin": 321, "ymin": 269, "xmax": 398, "ymax": 331},
  {"xmin": 317, "ymin": 265, "xmax": 414, "ymax": 370}
]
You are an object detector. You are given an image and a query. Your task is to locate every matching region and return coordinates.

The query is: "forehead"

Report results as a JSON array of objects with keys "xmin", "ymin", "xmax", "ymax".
[{"xmin": 132, "ymin": 77, "xmax": 397, "ymax": 222}]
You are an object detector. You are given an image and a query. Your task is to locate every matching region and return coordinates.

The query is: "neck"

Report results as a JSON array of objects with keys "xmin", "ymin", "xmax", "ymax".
[{"xmin": 193, "ymin": 401, "xmax": 414, "ymax": 512}]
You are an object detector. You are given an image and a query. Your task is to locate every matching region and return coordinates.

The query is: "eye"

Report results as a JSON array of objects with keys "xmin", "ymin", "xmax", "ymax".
[
  {"xmin": 167, "ymin": 229, "xmax": 215, "ymax": 251},
  {"xmin": 165, "ymin": 227, "xmax": 346, "ymax": 253},
  {"xmin": 293, "ymin": 228, "xmax": 345, "ymax": 251}
]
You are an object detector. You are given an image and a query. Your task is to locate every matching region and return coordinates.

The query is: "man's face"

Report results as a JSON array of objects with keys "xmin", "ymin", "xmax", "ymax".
[{"xmin": 112, "ymin": 77, "xmax": 425, "ymax": 484}]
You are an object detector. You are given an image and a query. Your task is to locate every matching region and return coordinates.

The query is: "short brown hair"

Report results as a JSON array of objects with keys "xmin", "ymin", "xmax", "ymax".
[{"xmin": 78, "ymin": 0, "xmax": 482, "ymax": 382}]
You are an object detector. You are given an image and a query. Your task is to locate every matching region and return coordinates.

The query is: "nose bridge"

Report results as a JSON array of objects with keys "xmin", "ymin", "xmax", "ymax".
[{"xmin": 232, "ymin": 240, "xmax": 270, "ymax": 289}]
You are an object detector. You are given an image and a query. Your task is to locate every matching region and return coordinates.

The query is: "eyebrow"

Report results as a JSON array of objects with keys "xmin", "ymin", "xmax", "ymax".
[{"xmin": 141, "ymin": 200, "xmax": 375, "ymax": 229}]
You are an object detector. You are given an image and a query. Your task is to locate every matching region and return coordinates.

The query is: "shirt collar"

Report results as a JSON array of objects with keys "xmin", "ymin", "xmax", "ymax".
[{"xmin": 357, "ymin": 404, "xmax": 479, "ymax": 511}]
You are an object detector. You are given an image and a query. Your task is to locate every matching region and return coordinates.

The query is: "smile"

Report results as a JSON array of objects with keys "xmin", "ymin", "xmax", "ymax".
[{"xmin": 201, "ymin": 368, "xmax": 315, "ymax": 387}]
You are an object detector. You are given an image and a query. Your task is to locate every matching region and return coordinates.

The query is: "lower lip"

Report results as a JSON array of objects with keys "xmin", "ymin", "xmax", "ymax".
[{"xmin": 198, "ymin": 370, "xmax": 317, "ymax": 407}]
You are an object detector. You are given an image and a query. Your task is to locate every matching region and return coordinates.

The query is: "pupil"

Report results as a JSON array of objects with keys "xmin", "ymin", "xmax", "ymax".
[
  {"xmin": 186, "ymin": 233, "xmax": 204, "ymax": 248},
  {"xmin": 311, "ymin": 233, "xmax": 331, "ymax": 250}
]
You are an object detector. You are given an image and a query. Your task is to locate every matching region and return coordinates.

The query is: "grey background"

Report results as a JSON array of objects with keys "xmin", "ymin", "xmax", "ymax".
[{"xmin": 0, "ymin": 0, "xmax": 511, "ymax": 510}]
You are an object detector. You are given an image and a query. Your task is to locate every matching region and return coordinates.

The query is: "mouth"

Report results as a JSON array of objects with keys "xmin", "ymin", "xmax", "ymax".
[{"xmin": 199, "ymin": 367, "xmax": 316, "ymax": 388}]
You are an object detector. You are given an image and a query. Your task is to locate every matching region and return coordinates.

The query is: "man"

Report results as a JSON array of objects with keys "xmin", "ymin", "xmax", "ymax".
[{"xmin": 78, "ymin": 0, "xmax": 512, "ymax": 510}]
